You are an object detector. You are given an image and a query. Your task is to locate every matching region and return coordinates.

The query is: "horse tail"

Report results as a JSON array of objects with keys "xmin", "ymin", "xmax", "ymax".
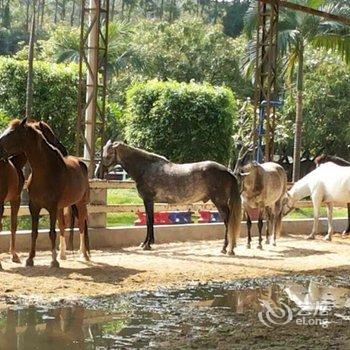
[
  {"xmin": 227, "ymin": 174, "xmax": 242, "ymax": 254},
  {"xmin": 84, "ymin": 219, "xmax": 90, "ymax": 255},
  {"xmin": 69, "ymin": 205, "xmax": 79, "ymax": 251}
]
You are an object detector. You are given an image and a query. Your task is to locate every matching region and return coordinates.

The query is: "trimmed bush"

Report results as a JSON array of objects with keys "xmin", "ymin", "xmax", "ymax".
[
  {"xmin": 0, "ymin": 58, "xmax": 79, "ymax": 153},
  {"xmin": 125, "ymin": 80, "xmax": 237, "ymax": 164}
]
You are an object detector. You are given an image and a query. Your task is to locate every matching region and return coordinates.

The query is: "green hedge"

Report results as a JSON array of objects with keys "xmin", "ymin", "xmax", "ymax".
[
  {"xmin": 125, "ymin": 80, "xmax": 237, "ymax": 164},
  {"xmin": 0, "ymin": 58, "xmax": 79, "ymax": 153}
]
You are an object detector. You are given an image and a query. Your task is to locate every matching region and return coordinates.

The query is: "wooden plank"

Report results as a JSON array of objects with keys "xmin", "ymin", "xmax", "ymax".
[
  {"xmin": 88, "ymin": 203, "xmax": 216, "ymax": 213},
  {"xmin": 1, "ymin": 201, "xmax": 345, "ymax": 217},
  {"xmin": 89, "ymin": 180, "xmax": 135, "ymax": 189},
  {"xmin": 260, "ymin": 0, "xmax": 350, "ymax": 26}
]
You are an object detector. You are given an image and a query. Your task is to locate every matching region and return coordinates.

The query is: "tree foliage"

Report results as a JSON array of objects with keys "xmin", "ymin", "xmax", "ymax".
[
  {"xmin": 125, "ymin": 80, "xmax": 237, "ymax": 164},
  {"xmin": 283, "ymin": 50, "xmax": 350, "ymax": 158},
  {"xmin": 0, "ymin": 57, "xmax": 79, "ymax": 152}
]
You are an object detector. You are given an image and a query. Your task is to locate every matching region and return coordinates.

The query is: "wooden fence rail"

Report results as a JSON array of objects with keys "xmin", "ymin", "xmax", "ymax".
[{"xmin": 1, "ymin": 180, "xmax": 345, "ymax": 228}]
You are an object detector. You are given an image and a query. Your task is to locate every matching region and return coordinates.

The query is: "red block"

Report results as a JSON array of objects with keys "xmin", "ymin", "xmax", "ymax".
[{"xmin": 198, "ymin": 210, "xmax": 211, "ymax": 223}]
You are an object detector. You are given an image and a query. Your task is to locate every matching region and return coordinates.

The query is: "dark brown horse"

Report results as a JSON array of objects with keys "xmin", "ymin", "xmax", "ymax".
[
  {"xmin": 101, "ymin": 141, "xmax": 242, "ymax": 254},
  {"xmin": 314, "ymin": 154, "xmax": 350, "ymax": 235},
  {"xmin": 0, "ymin": 118, "xmax": 90, "ymax": 268}
]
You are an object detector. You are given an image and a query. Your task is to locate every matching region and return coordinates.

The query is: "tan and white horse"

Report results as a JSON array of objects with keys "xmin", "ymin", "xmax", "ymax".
[
  {"xmin": 239, "ymin": 162, "xmax": 287, "ymax": 248},
  {"xmin": 283, "ymin": 162, "xmax": 350, "ymax": 241}
]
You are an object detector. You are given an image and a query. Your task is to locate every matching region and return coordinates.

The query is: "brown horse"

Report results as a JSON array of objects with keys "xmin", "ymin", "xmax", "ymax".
[
  {"xmin": 0, "ymin": 118, "xmax": 90, "ymax": 268},
  {"xmin": 0, "ymin": 154, "xmax": 27, "ymax": 268}
]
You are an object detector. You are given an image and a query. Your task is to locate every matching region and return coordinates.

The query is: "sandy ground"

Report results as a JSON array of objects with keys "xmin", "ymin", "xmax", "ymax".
[{"xmin": 1, "ymin": 233, "xmax": 350, "ymax": 307}]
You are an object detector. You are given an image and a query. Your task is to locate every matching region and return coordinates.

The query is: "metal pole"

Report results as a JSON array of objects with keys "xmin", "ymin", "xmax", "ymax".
[
  {"xmin": 26, "ymin": 0, "xmax": 36, "ymax": 120},
  {"xmin": 84, "ymin": 0, "xmax": 100, "ymax": 176}
]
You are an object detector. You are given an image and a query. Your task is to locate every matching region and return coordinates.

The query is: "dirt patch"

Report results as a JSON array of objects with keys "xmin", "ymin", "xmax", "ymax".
[{"xmin": 1, "ymin": 233, "xmax": 350, "ymax": 303}]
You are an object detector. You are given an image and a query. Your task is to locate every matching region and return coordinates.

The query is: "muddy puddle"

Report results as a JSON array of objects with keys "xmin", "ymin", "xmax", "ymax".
[{"xmin": 2, "ymin": 275, "xmax": 350, "ymax": 349}]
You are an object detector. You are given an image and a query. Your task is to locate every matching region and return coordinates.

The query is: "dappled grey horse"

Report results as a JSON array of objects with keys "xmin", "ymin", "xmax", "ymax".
[{"xmin": 100, "ymin": 141, "xmax": 242, "ymax": 254}]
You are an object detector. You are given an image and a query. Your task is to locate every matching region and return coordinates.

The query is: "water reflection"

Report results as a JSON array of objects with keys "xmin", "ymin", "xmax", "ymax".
[
  {"xmin": 0, "ymin": 306, "xmax": 128, "ymax": 349},
  {"xmin": 1, "ymin": 280, "xmax": 350, "ymax": 349},
  {"xmin": 198, "ymin": 285, "xmax": 281, "ymax": 313}
]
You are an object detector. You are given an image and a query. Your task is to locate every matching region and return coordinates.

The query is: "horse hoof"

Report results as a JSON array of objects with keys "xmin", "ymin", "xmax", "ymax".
[
  {"xmin": 257, "ymin": 245, "xmax": 262, "ymax": 250},
  {"xmin": 221, "ymin": 248, "xmax": 227, "ymax": 254},
  {"xmin": 272, "ymin": 242, "xmax": 276, "ymax": 247},
  {"xmin": 140, "ymin": 242, "xmax": 146, "ymax": 248},
  {"xmin": 26, "ymin": 259, "xmax": 34, "ymax": 267},
  {"xmin": 0, "ymin": 263, "xmax": 3, "ymax": 270},
  {"xmin": 342, "ymin": 231, "xmax": 350, "ymax": 237},
  {"xmin": 143, "ymin": 245, "xmax": 151, "ymax": 251},
  {"xmin": 324, "ymin": 235, "xmax": 332, "ymax": 241},
  {"xmin": 12, "ymin": 256, "xmax": 21, "ymax": 264},
  {"xmin": 59, "ymin": 255, "xmax": 67, "ymax": 261},
  {"xmin": 265, "ymin": 240, "xmax": 269, "ymax": 245},
  {"xmin": 226, "ymin": 250, "xmax": 234, "ymax": 256},
  {"xmin": 246, "ymin": 244, "xmax": 251, "ymax": 249},
  {"xmin": 50, "ymin": 261, "xmax": 60, "ymax": 268},
  {"xmin": 306, "ymin": 235, "xmax": 315, "ymax": 240}
]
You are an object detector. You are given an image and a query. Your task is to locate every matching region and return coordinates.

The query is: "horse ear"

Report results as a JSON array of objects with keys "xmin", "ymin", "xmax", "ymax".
[
  {"xmin": 123, "ymin": 139, "xmax": 128, "ymax": 145},
  {"xmin": 20, "ymin": 117, "xmax": 28, "ymax": 126}
]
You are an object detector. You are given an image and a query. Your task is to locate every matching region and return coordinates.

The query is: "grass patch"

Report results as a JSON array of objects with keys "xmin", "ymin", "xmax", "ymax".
[
  {"xmin": 107, "ymin": 213, "xmax": 136, "ymax": 226},
  {"xmin": 286, "ymin": 207, "xmax": 347, "ymax": 219},
  {"xmin": 108, "ymin": 189, "xmax": 142, "ymax": 205}
]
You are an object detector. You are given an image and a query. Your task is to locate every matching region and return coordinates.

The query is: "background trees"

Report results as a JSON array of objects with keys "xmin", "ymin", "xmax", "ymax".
[{"xmin": 0, "ymin": 0, "xmax": 349, "ymax": 163}]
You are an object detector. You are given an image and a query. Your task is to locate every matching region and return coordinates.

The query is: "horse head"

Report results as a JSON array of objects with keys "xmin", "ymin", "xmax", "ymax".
[
  {"xmin": 0, "ymin": 117, "xmax": 28, "ymax": 160},
  {"xmin": 282, "ymin": 192, "xmax": 294, "ymax": 216}
]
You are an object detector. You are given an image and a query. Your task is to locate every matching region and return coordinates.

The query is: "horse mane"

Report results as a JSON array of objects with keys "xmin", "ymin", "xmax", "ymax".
[
  {"xmin": 26, "ymin": 122, "xmax": 65, "ymax": 161},
  {"xmin": 314, "ymin": 154, "xmax": 350, "ymax": 167},
  {"xmin": 117, "ymin": 142, "xmax": 169, "ymax": 163},
  {"xmin": 10, "ymin": 118, "xmax": 67, "ymax": 159}
]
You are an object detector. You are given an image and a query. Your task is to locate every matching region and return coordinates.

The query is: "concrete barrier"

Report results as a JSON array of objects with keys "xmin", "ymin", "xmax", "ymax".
[{"xmin": 0, "ymin": 218, "xmax": 347, "ymax": 253}]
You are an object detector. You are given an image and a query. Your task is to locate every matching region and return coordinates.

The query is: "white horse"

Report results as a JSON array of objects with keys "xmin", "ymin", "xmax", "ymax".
[{"xmin": 283, "ymin": 162, "xmax": 350, "ymax": 241}]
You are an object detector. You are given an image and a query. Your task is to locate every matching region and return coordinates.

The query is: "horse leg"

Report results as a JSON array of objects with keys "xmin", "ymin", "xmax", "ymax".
[
  {"xmin": 342, "ymin": 203, "xmax": 350, "ymax": 236},
  {"xmin": 76, "ymin": 204, "xmax": 90, "ymax": 261},
  {"xmin": 142, "ymin": 200, "xmax": 154, "ymax": 250},
  {"xmin": 26, "ymin": 202, "xmax": 40, "ymax": 267},
  {"xmin": 0, "ymin": 202, "xmax": 3, "ymax": 269},
  {"xmin": 48, "ymin": 209, "xmax": 59, "ymax": 268},
  {"xmin": 269, "ymin": 211, "xmax": 276, "ymax": 246},
  {"xmin": 265, "ymin": 207, "xmax": 271, "ymax": 245},
  {"xmin": 9, "ymin": 199, "xmax": 21, "ymax": 263},
  {"xmin": 246, "ymin": 212, "xmax": 252, "ymax": 249},
  {"xmin": 257, "ymin": 211, "xmax": 263, "ymax": 249},
  {"xmin": 308, "ymin": 196, "xmax": 321, "ymax": 240},
  {"xmin": 0, "ymin": 202, "xmax": 4, "ymax": 232},
  {"xmin": 214, "ymin": 202, "xmax": 229, "ymax": 254},
  {"xmin": 273, "ymin": 203, "xmax": 283, "ymax": 247},
  {"xmin": 324, "ymin": 203, "xmax": 334, "ymax": 241},
  {"xmin": 58, "ymin": 209, "xmax": 67, "ymax": 260}
]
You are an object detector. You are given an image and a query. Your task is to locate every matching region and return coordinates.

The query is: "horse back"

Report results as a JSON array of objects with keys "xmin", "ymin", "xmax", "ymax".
[
  {"xmin": 57, "ymin": 156, "xmax": 89, "ymax": 208},
  {"xmin": 137, "ymin": 160, "xmax": 236, "ymax": 204}
]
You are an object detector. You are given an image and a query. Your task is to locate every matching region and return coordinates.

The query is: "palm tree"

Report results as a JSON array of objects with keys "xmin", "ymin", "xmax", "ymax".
[{"xmin": 244, "ymin": 0, "xmax": 350, "ymax": 181}]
